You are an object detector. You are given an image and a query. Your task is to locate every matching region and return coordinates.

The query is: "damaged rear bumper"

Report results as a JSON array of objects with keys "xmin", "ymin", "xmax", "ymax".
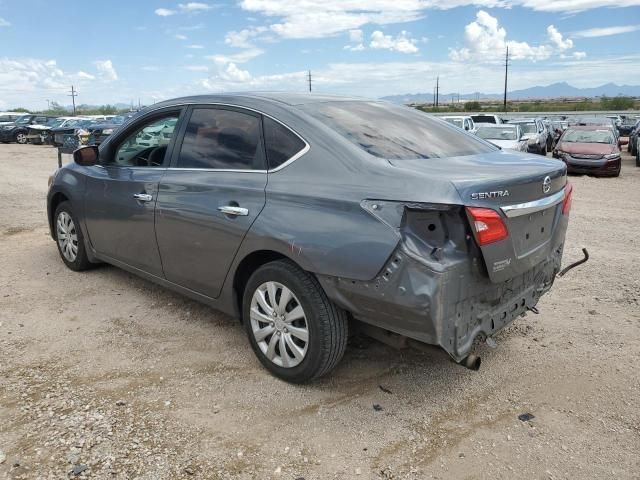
[{"xmin": 318, "ymin": 242, "xmax": 564, "ymax": 363}]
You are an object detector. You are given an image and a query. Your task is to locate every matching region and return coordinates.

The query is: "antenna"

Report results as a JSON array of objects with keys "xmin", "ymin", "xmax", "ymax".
[
  {"xmin": 68, "ymin": 86, "xmax": 78, "ymax": 115},
  {"xmin": 307, "ymin": 70, "xmax": 312, "ymax": 92},
  {"xmin": 503, "ymin": 46, "xmax": 510, "ymax": 113}
]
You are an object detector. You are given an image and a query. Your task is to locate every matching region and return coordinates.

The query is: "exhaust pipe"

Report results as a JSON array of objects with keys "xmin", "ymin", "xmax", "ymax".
[{"xmin": 460, "ymin": 354, "xmax": 481, "ymax": 371}]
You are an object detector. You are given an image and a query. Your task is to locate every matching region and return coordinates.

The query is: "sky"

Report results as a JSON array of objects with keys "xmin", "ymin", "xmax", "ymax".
[{"xmin": 1, "ymin": 0, "xmax": 640, "ymax": 110}]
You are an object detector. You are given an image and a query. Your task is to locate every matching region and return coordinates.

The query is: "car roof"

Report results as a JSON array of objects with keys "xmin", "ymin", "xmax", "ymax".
[
  {"xmin": 152, "ymin": 92, "xmax": 370, "ymax": 109},
  {"xmin": 477, "ymin": 124, "xmax": 516, "ymax": 128},
  {"xmin": 565, "ymin": 125, "xmax": 614, "ymax": 131}
]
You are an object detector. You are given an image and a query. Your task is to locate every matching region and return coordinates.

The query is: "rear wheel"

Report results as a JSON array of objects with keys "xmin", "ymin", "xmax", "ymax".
[
  {"xmin": 54, "ymin": 201, "xmax": 92, "ymax": 271},
  {"xmin": 15, "ymin": 132, "xmax": 27, "ymax": 144},
  {"xmin": 243, "ymin": 260, "xmax": 348, "ymax": 383}
]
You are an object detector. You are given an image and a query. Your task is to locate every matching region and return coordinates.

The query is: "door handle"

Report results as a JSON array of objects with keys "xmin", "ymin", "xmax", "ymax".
[
  {"xmin": 218, "ymin": 206, "xmax": 249, "ymax": 216},
  {"xmin": 133, "ymin": 193, "xmax": 153, "ymax": 202}
]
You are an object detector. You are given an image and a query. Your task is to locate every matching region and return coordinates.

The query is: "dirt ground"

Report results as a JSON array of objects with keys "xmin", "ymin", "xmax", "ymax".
[{"xmin": 0, "ymin": 143, "xmax": 638, "ymax": 480}]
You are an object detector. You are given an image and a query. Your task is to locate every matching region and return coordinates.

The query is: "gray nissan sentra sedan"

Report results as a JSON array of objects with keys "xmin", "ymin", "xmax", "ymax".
[{"xmin": 47, "ymin": 93, "xmax": 572, "ymax": 382}]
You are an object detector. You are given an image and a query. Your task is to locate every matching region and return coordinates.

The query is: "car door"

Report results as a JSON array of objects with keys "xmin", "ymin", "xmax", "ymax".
[
  {"xmin": 155, "ymin": 105, "xmax": 268, "ymax": 298},
  {"xmin": 83, "ymin": 109, "xmax": 183, "ymax": 277}
]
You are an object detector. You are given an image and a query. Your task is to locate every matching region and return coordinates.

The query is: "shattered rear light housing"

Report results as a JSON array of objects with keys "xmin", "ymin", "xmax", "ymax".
[{"xmin": 466, "ymin": 207, "xmax": 509, "ymax": 245}]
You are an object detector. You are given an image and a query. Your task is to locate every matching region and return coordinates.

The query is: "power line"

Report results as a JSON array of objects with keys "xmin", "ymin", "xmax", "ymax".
[
  {"xmin": 307, "ymin": 70, "xmax": 312, "ymax": 92},
  {"xmin": 503, "ymin": 46, "xmax": 510, "ymax": 113},
  {"xmin": 68, "ymin": 86, "xmax": 78, "ymax": 115}
]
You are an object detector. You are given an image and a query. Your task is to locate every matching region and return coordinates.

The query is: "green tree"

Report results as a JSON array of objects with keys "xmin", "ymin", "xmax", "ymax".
[{"xmin": 10, "ymin": 107, "xmax": 30, "ymax": 113}]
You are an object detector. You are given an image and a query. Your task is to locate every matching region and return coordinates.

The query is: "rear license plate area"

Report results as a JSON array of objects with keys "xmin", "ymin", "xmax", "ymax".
[{"xmin": 509, "ymin": 206, "xmax": 555, "ymax": 257}]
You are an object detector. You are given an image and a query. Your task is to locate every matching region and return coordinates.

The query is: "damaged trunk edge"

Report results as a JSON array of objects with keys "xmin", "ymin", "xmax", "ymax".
[{"xmin": 317, "ymin": 202, "xmax": 566, "ymax": 366}]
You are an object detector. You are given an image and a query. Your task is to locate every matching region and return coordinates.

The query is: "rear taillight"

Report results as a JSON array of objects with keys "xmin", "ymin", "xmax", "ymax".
[
  {"xmin": 466, "ymin": 207, "xmax": 509, "ymax": 245},
  {"xmin": 562, "ymin": 183, "xmax": 573, "ymax": 215}
]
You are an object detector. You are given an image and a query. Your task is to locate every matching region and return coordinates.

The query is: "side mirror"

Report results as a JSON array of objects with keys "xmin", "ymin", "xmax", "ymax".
[{"xmin": 74, "ymin": 146, "xmax": 99, "ymax": 166}]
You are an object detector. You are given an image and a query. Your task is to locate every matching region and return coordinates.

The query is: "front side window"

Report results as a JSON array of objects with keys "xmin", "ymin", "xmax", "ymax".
[
  {"xmin": 110, "ymin": 114, "xmax": 179, "ymax": 167},
  {"xmin": 302, "ymin": 101, "xmax": 495, "ymax": 160},
  {"xmin": 15, "ymin": 115, "xmax": 31, "ymax": 125},
  {"xmin": 177, "ymin": 108, "xmax": 264, "ymax": 170},
  {"xmin": 263, "ymin": 116, "xmax": 306, "ymax": 169}
]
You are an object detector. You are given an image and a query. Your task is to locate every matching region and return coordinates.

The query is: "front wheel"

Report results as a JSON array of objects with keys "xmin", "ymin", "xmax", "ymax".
[
  {"xmin": 54, "ymin": 201, "xmax": 92, "ymax": 271},
  {"xmin": 243, "ymin": 260, "xmax": 348, "ymax": 383},
  {"xmin": 15, "ymin": 132, "xmax": 27, "ymax": 144}
]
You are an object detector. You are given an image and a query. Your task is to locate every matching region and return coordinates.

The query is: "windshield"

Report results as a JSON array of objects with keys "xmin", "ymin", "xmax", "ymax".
[
  {"xmin": 561, "ymin": 129, "xmax": 614, "ymax": 144},
  {"xmin": 477, "ymin": 126, "xmax": 518, "ymax": 141},
  {"xmin": 15, "ymin": 115, "xmax": 31, "ymax": 125},
  {"xmin": 444, "ymin": 118, "xmax": 463, "ymax": 128},
  {"xmin": 515, "ymin": 123, "xmax": 537, "ymax": 134},
  {"xmin": 300, "ymin": 102, "xmax": 495, "ymax": 160},
  {"xmin": 47, "ymin": 118, "xmax": 65, "ymax": 128}
]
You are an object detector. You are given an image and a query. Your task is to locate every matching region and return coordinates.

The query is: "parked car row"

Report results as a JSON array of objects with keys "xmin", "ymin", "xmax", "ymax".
[
  {"xmin": 439, "ymin": 111, "xmax": 633, "ymax": 177},
  {"xmin": 0, "ymin": 111, "xmax": 136, "ymax": 147}
]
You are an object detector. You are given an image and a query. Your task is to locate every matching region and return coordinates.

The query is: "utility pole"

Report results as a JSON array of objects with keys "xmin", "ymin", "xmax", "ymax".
[
  {"xmin": 433, "ymin": 86, "xmax": 436, "ymax": 107},
  {"xmin": 68, "ymin": 86, "xmax": 77, "ymax": 115},
  {"xmin": 46, "ymin": 99, "xmax": 50, "ymax": 111},
  {"xmin": 503, "ymin": 46, "xmax": 510, "ymax": 113},
  {"xmin": 307, "ymin": 70, "xmax": 312, "ymax": 92},
  {"xmin": 435, "ymin": 76, "xmax": 440, "ymax": 108}
]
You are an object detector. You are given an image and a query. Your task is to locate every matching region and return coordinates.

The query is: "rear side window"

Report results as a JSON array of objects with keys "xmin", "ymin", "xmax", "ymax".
[
  {"xmin": 301, "ymin": 101, "xmax": 495, "ymax": 160},
  {"xmin": 263, "ymin": 116, "xmax": 306, "ymax": 169},
  {"xmin": 177, "ymin": 108, "xmax": 265, "ymax": 170}
]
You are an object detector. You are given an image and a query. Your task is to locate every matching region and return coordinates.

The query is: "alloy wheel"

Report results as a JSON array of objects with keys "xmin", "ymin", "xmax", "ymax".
[
  {"xmin": 56, "ymin": 211, "xmax": 78, "ymax": 262},
  {"xmin": 16, "ymin": 133, "xmax": 27, "ymax": 144},
  {"xmin": 250, "ymin": 281, "xmax": 309, "ymax": 368}
]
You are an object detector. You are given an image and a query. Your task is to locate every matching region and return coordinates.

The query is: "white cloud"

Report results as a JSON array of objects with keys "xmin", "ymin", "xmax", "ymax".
[
  {"xmin": 187, "ymin": 44, "xmax": 204, "ymax": 49},
  {"xmin": 238, "ymin": 0, "xmax": 428, "ymax": 39},
  {"xmin": 516, "ymin": 0, "xmax": 640, "ymax": 13},
  {"xmin": 235, "ymin": 0, "xmax": 640, "ymax": 40},
  {"xmin": 178, "ymin": 2, "xmax": 213, "ymax": 11},
  {"xmin": 141, "ymin": 66, "xmax": 161, "ymax": 71},
  {"xmin": 572, "ymin": 24, "xmax": 640, "ymax": 38},
  {"xmin": 155, "ymin": 8, "xmax": 176, "ymax": 16},
  {"xmin": 370, "ymin": 30, "xmax": 419, "ymax": 53},
  {"xmin": 175, "ymin": 34, "xmax": 188, "ymax": 40},
  {"xmin": 547, "ymin": 25, "xmax": 573, "ymax": 50},
  {"xmin": 225, "ymin": 26, "xmax": 268, "ymax": 48},
  {"xmin": 0, "ymin": 17, "xmax": 10, "ymax": 27},
  {"xmin": 344, "ymin": 43, "xmax": 365, "ymax": 51},
  {"xmin": 208, "ymin": 48, "xmax": 265, "ymax": 64},
  {"xmin": 93, "ymin": 60, "xmax": 118, "ymax": 81},
  {"xmin": 349, "ymin": 29, "xmax": 363, "ymax": 43},
  {"xmin": 572, "ymin": 51, "xmax": 587, "ymax": 59},
  {"xmin": 76, "ymin": 71, "xmax": 96, "ymax": 80},
  {"xmin": 448, "ymin": 11, "xmax": 581, "ymax": 62}
]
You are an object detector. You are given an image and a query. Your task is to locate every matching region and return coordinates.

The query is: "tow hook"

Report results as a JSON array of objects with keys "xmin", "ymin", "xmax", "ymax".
[{"xmin": 557, "ymin": 248, "xmax": 589, "ymax": 278}]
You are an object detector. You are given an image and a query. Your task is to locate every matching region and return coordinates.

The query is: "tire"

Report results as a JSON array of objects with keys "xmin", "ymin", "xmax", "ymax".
[
  {"xmin": 53, "ymin": 201, "xmax": 92, "ymax": 271},
  {"xmin": 636, "ymin": 150, "xmax": 640, "ymax": 167},
  {"xmin": 242, "ymin": 260, "xmax": 348, "ymax": 383},
  {"xmin": 540, "ymin": 144, "xmax": 547, "ymax": 156},
  {"xmin": 15, "ymin": 132, "xmax": 27, "ymax": 144}
]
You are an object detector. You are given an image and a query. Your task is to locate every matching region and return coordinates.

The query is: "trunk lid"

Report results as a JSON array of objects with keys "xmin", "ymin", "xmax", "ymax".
[{"xmin": 388, "ymin": 150, "xmax": 568, "ymax": 282}]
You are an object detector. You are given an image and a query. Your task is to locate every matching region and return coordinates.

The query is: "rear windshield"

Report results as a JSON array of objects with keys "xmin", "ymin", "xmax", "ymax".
[
  {"xmin": 515, "ymin": 122, "xmax": 537, "ymax": 134},
  {"xmin": 300, "ymin": 102, "xmax": 495, "ymax": 159},
  {"xmin": 561, "ymin": 129, "xmax": 614, "ymax": 144},
  {"xmin": 477, "ymin": 126, "xmax": 518, "ymax": 141},
  {"xmin": 471, "ymin": 115, "xmax": 498, "ymax": 124}
]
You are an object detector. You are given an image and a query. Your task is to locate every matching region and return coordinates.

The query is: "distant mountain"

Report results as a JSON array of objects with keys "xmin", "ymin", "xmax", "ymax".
[{"xmin": 381, "ymin": 82, "xmax": 640, "ymax": 104}]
